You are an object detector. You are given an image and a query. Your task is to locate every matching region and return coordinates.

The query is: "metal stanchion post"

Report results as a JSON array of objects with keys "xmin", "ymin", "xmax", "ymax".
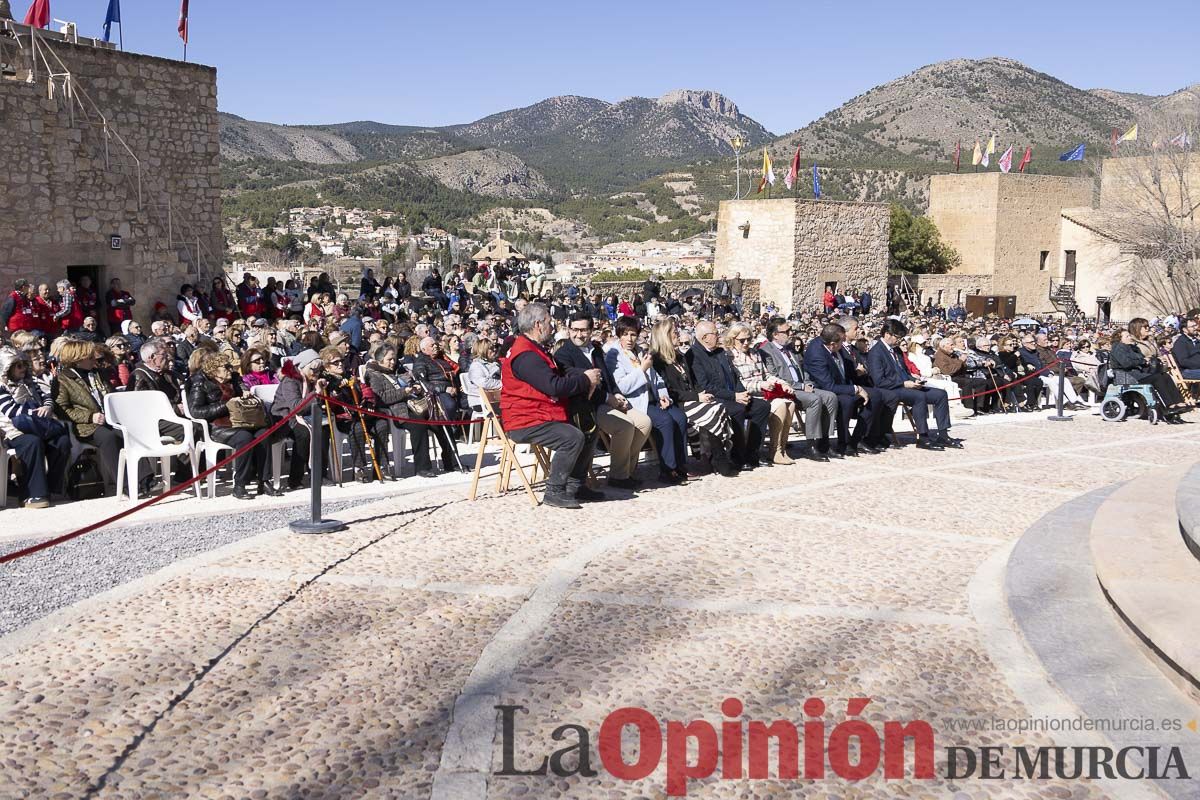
[
  {"xmin": 1048, "ymin": 360, "xmax": 1073, "ymax": 422},
  {"xmin": 290, "ymin": 399, "xmax": 347, "ymax": 534}
]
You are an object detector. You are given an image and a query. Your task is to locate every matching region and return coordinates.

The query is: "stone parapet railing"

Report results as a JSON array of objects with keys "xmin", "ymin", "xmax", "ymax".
[{"xmin": 584, "ymin": 279, "xmax": 761, "ymax": 306}]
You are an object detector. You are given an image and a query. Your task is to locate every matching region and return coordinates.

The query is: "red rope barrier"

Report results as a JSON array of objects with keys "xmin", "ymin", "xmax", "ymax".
[
  {"xmin": 0, "ymin": 393, "xmax": 319, "ymax": 566},
  {"xmin": 323, "ymin": 395, "xmax": 476, "ymax": 426},
  {"xmin": 953, "ymin": 362, "xmax": 1058, "ymax": 402}
]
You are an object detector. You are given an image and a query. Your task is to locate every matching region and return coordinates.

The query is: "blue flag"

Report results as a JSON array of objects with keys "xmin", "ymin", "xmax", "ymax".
[
  {"xmin": 812, "ymin": 164, "xmax": 821, "ymax": 199},
  {"xmin": 1059, "ymin": 143, "xmax": 1085, "ymax": 162},
  {"xmin": 103, "ymin": 0, "xmax": 121, "ymax": 43}
]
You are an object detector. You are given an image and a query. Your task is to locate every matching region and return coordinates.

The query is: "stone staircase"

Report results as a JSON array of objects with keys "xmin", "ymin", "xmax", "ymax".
[{"xmin": 1090, "ymin": 464, "xmax": 1200, "ymax": 702}]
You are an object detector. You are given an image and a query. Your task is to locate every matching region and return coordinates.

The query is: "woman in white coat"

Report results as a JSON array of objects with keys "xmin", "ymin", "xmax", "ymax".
[{"xmin": 605, "ymin": 315, "xmax": 689, "ymax": 484}]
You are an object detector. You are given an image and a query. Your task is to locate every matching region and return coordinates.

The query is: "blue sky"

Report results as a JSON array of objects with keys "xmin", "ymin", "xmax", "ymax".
[{"xmin": 38, "ymin": 0, "xmax": 1200, "ymax": 133}]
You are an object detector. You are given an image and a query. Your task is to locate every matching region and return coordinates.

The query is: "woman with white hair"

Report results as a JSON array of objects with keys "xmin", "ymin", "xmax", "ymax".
[{"xmin": 724, "ymin": 322, "xmax": 795, "ymax": 465}]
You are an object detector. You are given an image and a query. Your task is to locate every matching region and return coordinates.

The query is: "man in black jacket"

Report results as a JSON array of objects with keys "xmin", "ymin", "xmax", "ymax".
[
  {"xmin": 686, "ymin": 320, "xmax": 771, "ymax": 469},
  {"xmin": 1172, "ymin": 317, "xmax": 1200, "ymax": 380},
  {"xmin": 867, "ymin": 319, "xmax": 960, "ymax": 450},
  {"xmin": 553, "ymin": 314, "xmax": 624, "ymax": 493},
  {"xmin": 132, "ymin": 337, "xmax": 195, "ymax": 485}
]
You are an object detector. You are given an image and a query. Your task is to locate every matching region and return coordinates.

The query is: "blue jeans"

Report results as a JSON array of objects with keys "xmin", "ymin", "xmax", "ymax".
[
  {"xmin": 1182, "ymin": 368, "xmax": 1200, "ymax": 381},
  {"xmin": 648, "ymin": 404, "xmax": 688, "ymax": 471}
]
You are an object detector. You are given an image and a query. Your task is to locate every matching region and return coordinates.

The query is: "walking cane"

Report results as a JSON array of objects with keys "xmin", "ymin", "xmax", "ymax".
[
  {"xmin": 322, "ymin": 393, "xmax": 343, "ymax": 486},
  {"xmin": 422, "ymin": 379, "xmax": 467, "ymax": 473},
  {"xmin": 349, "ymin": 378, "xmax": 383, "ymax": 481},
  {"xmin": 986, "ymin": 364, "xmax": 1008, "ymax": 413}
]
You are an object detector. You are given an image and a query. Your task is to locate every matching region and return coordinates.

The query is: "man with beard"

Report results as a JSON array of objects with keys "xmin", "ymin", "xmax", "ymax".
[{"xmin": 501, "ymin": 303, "xmax": 601, "ymax": 508}]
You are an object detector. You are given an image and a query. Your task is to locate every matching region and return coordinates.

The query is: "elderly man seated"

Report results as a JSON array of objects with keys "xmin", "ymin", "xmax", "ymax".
[
  {"xmin": 686, "ymin": 320, "xmax": 771, "ymax": 469},
  {"xmin": 501, "ymin": 303, "xmax": 602, "ymax": 508},
  {"xmin": 758, "ymin": 317, "xmax": 839, "ymax": 461}
]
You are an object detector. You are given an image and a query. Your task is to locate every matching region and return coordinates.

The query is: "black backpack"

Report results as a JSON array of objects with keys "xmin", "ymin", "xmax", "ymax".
[{"xmin": 66, "ymin": 454, "xmax": 107, "ymax": 501}]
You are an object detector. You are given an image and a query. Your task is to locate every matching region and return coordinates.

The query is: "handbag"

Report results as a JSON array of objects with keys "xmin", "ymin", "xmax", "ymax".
[
  {"xmin": 761, "ymin": 384, "xmax": 792, "ymax": 402},
  {"xmin": 405, "ymin": 392, "xmax": 430, "ymax": 420},
  {"xmin": 67, "ymin": 453, "xmax": 106, "ymax": 501},
  {"xmin": 226, "ymin": 395, "xmax": 268, "ymax": 429}
]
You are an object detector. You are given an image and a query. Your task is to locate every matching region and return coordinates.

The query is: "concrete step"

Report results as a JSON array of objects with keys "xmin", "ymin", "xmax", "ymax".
[
  {"xmin": 1090, "ymin": 465, "xmax": 1200, "ymax": 696},
  {"xmin": 1175, "ymin": 462, "xmax": 1200, "ymax": 561}
]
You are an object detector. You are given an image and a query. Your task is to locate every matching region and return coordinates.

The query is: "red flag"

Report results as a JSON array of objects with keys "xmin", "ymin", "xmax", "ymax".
[
  {"xmin": 178, "ymin": 0, "xmax": 189, "ymax": 44},
  {"xmin": 1017, "ymin": 146, "xmax": 1032, "ymax": 173},
  {"xmin": 1110, "ymin": 127, "xmax": 1118, "ymax": 156},
  {"xmin": 954, "ymin": 141, "xmax": 961, "ymax": 172},
  {"xmin": 23, "ymin": 0, "xmax": 51, "ymax": 28},
  {"xmin": 784, "ymin": 144, "xmax": 801, "ymax": 190}
]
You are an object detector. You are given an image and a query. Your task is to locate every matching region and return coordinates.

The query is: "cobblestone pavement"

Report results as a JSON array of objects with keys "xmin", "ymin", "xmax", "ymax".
[{"xmin": 2, "ymin": 415, "xmax": 1199, "ymax": 799}]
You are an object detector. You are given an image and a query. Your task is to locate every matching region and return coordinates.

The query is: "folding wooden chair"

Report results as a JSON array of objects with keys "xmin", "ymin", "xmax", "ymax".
[
  {"xmin": 467, "ymin": 389, "xmax": 549, "ymax": 507},
  {"xmin": 1163, "ymin": 352, "xmax": 1200, "ymax": 403}
]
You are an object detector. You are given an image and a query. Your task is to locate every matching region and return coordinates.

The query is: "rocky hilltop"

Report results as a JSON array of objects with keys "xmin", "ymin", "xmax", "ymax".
[{"xmin": 411, "ymin": 149, "xmax": 550, "ymax": 200}]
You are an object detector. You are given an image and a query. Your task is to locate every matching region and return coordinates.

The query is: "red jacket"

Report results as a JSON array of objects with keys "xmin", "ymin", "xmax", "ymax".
[
  {"xmin": 55, "ymin": 291, "xmax": 85, "ymax": 330},
  {"xmin": 33, "ymin": 296, "xmax": 55, "ymax": 331},
  {"xmin": 500, "ymin": 335, "xmax": 568, "ymax": 432},
  {"xmin": 6, "ymin": 291, "xmax": 41, "ymax": 332}
]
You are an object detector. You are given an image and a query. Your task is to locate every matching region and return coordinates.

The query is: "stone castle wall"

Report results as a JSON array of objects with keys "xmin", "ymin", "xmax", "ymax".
[
  {"xmin": 992, "ymin": 175, "xmax": 1092, "ymax": 313},
  {"xmin": 714, "ymin": 198, "xmax": 889, "ymax": 315},
  {"xmin": 929, "ymin": 173, "xmax": 1092, "ymax": 313},
  {"xmin": 791, "ymin": 199, "xmax": 889, "ymax": 314},
  {"xmin": 900, "ymin": 273, "xmax": 994, "ymax": 308},
  {"xmin": 0, "ymin": 27, "xmax": 220, "ymax": 327},
  {"xmin": 928, "ymin": 173, "xmax": 999, "ymax": 275},
  {"xmin": 587, "ymin": 279, "xmax": 761, "ymax": 308},
  {"xmin": 713, "ymin": 199, "xmax": 796, "ymax": 311}
]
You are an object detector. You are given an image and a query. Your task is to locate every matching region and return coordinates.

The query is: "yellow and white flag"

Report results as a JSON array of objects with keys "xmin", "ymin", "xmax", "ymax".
[
  {"xmin": 756, "ymin": 148, "xmax": 775, "ymax": 193},
  {"xmin": 981, "ymin": 135, "xmax": 996, "ymax": 167},
  {"xmin": 1117, "ymin": 124, "xmax": 1138, "ymax": 143},
  {"xmin": 971, "ymin": 140, "xmax": 982, "ymax": 166}
]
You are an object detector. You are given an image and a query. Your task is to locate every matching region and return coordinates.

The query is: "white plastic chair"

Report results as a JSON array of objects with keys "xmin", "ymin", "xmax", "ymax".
[
  {"xmin": 459, "ymin": 372, "xmax": 487, "ymax": 444},
  {"xmin": 251, "ymin": 384, "xmax": 287, "ymax": 490},
  {"xmin": 104, "ymin": 391, "xmax": 199, "ymax": 502},
  {"xmin": 0, "ymin": 443, "xmax": 13, "ymax": 508},
  {"xmin": 181, "ymin": 390, "xmax": 235, "ymax": 499}
]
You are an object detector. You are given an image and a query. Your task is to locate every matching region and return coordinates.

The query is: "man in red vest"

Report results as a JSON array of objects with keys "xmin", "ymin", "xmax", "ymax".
[
  {"xmin": 501, "ymin": 302, "xmax": 601, "ymax": 508},
  {"xmin": 105, "ymin": 277, "xmax": 136, "ymax": 331},
  {"xmin": 0, "ymin": 279, "xmax": 44, "ymax": 336},
  {"xmin": 51, "ymin": 279, "xmax": 84, "ymax": 334}
]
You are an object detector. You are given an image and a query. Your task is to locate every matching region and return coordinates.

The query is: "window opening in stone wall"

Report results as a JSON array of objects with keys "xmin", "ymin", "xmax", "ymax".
[
  {"xmin": 1039, "ymin": 251, "xmax": 1049, "ymax": 271},
  {"xmin": 936, "ymin": 289, "xmax": 944, "ymax": 305}
]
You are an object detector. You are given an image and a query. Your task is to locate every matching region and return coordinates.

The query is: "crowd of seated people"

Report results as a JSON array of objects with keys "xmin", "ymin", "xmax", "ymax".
[{"xmin": 2, "ymin": 263, "xmax": 1197, "ymax": 511}]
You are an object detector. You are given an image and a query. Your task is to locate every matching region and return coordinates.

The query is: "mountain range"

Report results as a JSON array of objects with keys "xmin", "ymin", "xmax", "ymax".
[{"xmin": 219, "ymin": 58, "xmax": 1198, "ymax": 244}]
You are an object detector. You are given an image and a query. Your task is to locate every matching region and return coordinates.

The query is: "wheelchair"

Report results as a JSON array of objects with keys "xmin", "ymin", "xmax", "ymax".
[{"xmin": 1098, "ymin": 379, "xmax": 1167, "ymax": 424}]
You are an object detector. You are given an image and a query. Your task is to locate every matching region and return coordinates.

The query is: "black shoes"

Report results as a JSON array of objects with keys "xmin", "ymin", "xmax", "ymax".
[
  {"xmin": 542, "ymin": 490, "xmax": 582, "ymax": 509},
  {"xmin": 937, "ymin": 433, "xmax": 965, "ymax": 449},
  {"xmin": 575, "ymin": 486, "xmax": 608, "ymax": 502},
  {"xmin": 713, "ymin": 459, "xmax": 740, "ymax": 477},
  {"xmin": 232, "ymin": 485, "xmax": 251, "ymax": 500},
  {"xmin": 257, "ymin": 483, "xmax": 285, "ymax": 497},
  {"xmin": 915, "ymin": 435, "xmax": 943, "ymax": 451},
  {"xmin": 798, "ymin": 449, "xmax": 829, "ymax": 463},
  {"xmin": 417, "ymin": 469, "xmax": 439, "ymax": 479}
]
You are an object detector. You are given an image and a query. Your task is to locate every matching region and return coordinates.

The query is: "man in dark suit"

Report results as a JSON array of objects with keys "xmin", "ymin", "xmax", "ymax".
[
  {"xmin": 759, "ymin": 317, "xmax": 838, "ymax": 461},
  {"xmin": 859, "ymin": 289, "xmax": 872, "ymax": 316},
  {"xmin": 803, "ymin": 323, "xmax": 880, "ymax": 456},
  {"xmin": 686, "ymin": 320, "xmax": 771, "ymax": 469},
  {"xmin": 553, "ymin": 313, "xmax": 634, "ymax": 494},
  {"xmin": 867, "ymin": 318, "xmax": 962, "ymax": 450},
  {"xmin": 1172, "ymin": 317, "xmax": 1200, "ymax": 380}
]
